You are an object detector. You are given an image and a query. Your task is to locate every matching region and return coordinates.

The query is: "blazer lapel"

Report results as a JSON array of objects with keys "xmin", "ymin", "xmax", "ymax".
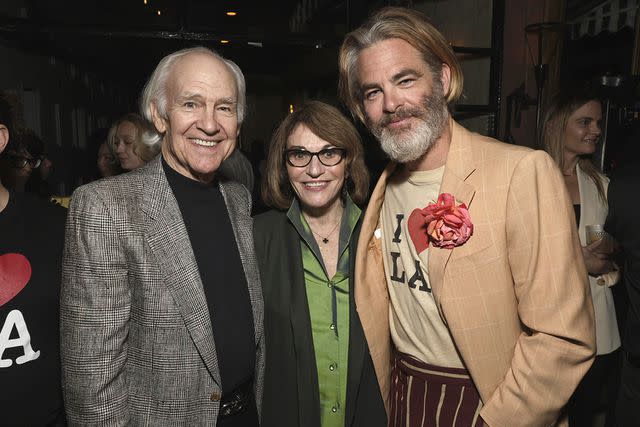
[
  {"xmin": 354, "ymin": 163, "xmax": 396, "ymax": 413},
  {"xmin": 428, "ymin": 121, "xmax": 477, "ymax": 297},
  {"xmin": 141, "ymin": 157, "xmax": 221, "ymax": 385},
  {"xmin": 219, "ymin": 182, "xmax": 264, "ymax": 348}
]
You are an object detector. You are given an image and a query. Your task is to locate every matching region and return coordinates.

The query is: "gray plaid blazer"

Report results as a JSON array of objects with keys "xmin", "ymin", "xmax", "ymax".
[{"xmin": 60, "ymin": 156, "xmax": 264, "ymax": 426}]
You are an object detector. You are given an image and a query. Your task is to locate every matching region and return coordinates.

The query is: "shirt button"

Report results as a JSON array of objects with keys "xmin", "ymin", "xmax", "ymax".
[
  {"xmin": 331, "ymin": 406, "xmax": 338, "ymax": 413},
  {"xmin": 327, "ymin": 281, "xmax": 333, "ymax": 288},
  {"xmin": 329, "ymin": 324, "xmax": 335, "ymax": 330},
  {"xmin": 329, "ymin": 363, "xmax": 336, "ymax": 371},
  {"xmin": 210, "ymin": 392, "xmax": 221, "ymax": 402}
]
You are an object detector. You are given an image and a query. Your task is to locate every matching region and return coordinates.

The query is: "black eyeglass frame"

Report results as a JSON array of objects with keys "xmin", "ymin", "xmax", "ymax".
[
  {"xmin": 284, "ymin": 148, "xmax": 346, "ymax": 168},
  {"xmin": 6, "ymin": 152, "xmax": 42, "ymax": 169}
]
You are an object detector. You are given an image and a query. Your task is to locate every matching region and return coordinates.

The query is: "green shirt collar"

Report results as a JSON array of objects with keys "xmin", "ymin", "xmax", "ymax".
[{"xmin": 286, "ymin": 195, "xmax": 361, "ymax": 271}]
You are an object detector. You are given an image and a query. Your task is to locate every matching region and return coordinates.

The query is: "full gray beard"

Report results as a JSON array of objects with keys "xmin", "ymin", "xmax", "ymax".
[{"xmin": 369, "ymin": 89, "xmax": 449, "ymax": 164}]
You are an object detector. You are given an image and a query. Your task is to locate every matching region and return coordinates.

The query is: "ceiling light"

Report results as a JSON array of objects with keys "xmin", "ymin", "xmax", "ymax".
[
  {"xmin": 143, "ymin": 0, "xmax": 147, "ymax": 4},
  {"xmin": 157, "ymin": 10, "xmax": 161, "ymax": 16},
  {"xmin": 226, "ymin": 11, "xmax": 237, "ymax": 16},
  {"xmin": 220, "ymin": 40, "xmax": 229, "ymax": 44}
]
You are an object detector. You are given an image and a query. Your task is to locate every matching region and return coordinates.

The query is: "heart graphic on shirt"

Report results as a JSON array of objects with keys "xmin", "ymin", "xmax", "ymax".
[
  {"xmin": 0, "ymin": 253, "xmax": 32, "ymax": 306},
  {"xmin": 408, "ymin": 208, "xmax": 430, "ymax": 255}
]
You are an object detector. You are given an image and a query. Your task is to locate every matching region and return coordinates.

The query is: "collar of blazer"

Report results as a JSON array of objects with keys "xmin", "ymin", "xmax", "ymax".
[
  {"xmin": 363, "ymin": 119, "xmax": 478, "ymax": 295},
  {"xmin": 428, "ymin": 120, "xmax": 477, "ymax": 295},
  {"xmin": 140, "ymin": 156, "xmax": 173, "ymax": 220}
]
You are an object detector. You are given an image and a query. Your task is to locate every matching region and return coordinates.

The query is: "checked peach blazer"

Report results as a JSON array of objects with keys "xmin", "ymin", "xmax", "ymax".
[{"xmin": 354, "ymin": 120, "xmax": 596, "ymax": 427}]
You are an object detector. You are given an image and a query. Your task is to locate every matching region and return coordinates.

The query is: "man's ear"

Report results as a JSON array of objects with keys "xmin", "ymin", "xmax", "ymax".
[
  {"xmin": 0, "ymin": 125, "xmax": 8, "ymax": 155},
  {"xmin": 440, "ymin": 63, "xmax": 452, "ymax": 96},
  {"xmin": 150, "ymin": 102, "xmax": 167, "ymax": 134}
]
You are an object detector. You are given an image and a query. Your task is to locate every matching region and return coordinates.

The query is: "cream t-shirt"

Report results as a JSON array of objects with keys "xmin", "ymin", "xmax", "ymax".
[{"xmin": 380, "ymin": 166, "xmax": 464, "ymax": 368}]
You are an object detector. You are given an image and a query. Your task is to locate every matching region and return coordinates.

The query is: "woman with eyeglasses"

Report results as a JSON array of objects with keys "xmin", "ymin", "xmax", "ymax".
[
  {"xmin": 254, "ymin": 101, "xmax": 386, "ymax": 427},
  {"xmin": 22, "ymin": 128, "xmax": 55, "ymax": 199},
  {"xmin": 0, "ymin": 127, "xmax": 43, "ymax": 193}
]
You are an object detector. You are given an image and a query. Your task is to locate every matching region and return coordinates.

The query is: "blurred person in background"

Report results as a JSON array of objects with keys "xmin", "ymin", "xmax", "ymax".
[
  {"xmin": 0, "ymin": 91, "xmax": 67, "ymax": 425},
  {"xmin": 605, "ymin": 147, "xmax": 640, "ymax": 426},
  {"xmin": 22, "ymin": 128, "xmax": 54, "ymax": 199},
  {"xmin": 0, "ymin": 127, "xmax": 42, "ymax": 193},
  {"xmin": 218, "ymin": 148, "xmax": 255, "ymax": 194},
  {"xmin": 97, "ymin": 141, "xmax": 120, "ymax": 178},
  {"xmin": 108, "ymin": 112, "xmax": 160, "ymax": 171},
  {"xmin": 542, "ymin": 87, "xmax": 621, "ymax": 427}
]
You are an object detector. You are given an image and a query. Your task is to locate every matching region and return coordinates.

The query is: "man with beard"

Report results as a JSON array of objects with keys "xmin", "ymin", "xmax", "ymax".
[{"xmin": 338, "ymin": 7, "xmax": 595, "ymax": 427}]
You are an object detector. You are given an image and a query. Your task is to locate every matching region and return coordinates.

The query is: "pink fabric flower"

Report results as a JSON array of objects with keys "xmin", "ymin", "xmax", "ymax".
[{"xmin": 408, "ymin": 193, "xmax": 473, "ymax": 251}]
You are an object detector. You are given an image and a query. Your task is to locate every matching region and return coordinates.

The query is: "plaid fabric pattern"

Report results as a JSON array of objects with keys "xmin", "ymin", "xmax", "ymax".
[{"xmin": 60, "ymin": 156, "xmax": 264, "ymax": 426}]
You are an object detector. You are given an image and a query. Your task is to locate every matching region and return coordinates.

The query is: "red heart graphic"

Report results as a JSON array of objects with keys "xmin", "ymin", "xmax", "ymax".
[
  {"xmin": 408, "ymin": 208, "xmax": 430, "ymax": 255},
  {"xmin": 0, "ymin": 253, "xmax": 32, "ymax": 306}
]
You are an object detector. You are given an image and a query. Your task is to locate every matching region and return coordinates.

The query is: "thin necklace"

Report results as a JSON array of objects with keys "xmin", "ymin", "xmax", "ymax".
[{"xmin": 308, "ymin": 218, "xmax": 341, "ymax": 244}]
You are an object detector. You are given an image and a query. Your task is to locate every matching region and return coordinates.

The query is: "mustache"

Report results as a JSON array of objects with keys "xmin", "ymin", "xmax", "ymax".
[{"xmin": 379, "ymin": 106, "xmax": 425, "ymax": 127}]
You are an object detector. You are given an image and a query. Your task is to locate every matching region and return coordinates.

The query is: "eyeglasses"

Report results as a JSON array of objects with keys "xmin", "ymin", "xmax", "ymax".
[
  {"xmin": 284, "ymin": 148, "xmax": 346, "ymax": 168},
  {"xmin": 7, "ymin": 153, "xmax": 42, "ymax": 169}
]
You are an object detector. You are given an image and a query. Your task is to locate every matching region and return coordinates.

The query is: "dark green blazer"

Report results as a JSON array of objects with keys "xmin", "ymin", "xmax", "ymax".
[{"xmin": 254, "ymin": 209, "xmax": 386, "ymax": 427}]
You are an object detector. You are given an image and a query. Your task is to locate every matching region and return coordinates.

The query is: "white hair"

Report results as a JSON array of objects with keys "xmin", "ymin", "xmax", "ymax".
[{"xmin": 140, "ymin": 46, "xmax": 247, "ymax": 126}]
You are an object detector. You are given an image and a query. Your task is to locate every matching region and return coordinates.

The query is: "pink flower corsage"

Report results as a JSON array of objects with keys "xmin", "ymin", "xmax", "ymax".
[{"xmin": 408, "ymin": 193, "xmax": 473, "ymax": 251}]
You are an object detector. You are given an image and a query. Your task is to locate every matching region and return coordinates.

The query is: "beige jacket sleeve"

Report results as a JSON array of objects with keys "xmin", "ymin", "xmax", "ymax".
[{"xmin": 480, "ymin": 150, "xmax": 596, "ymax": 427}]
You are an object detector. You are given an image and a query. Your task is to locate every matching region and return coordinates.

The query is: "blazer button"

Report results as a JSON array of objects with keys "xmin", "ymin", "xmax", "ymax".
[{"xmin": 210, "ymin": 392, "xmax": 221, "ymax": 402}]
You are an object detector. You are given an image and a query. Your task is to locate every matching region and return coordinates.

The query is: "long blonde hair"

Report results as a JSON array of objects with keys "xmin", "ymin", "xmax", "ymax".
[
  {"xmin": 108, "ymin": 113, "xmax": 161, "ymax": 163},
  {"xmin": 541, "ymin": 89, "xmax": 606, "ymax": 202}
]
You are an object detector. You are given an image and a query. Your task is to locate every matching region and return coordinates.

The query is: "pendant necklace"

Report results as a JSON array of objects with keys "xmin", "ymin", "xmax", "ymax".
[{"xmin": 309, "ymin": 219, "xmax": 341, "ymax": 244}]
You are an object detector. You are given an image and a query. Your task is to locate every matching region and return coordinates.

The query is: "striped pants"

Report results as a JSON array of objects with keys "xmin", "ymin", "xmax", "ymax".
[{"xmin": 389, "ymin": 352, "xmax": 484, "ymax": 427}]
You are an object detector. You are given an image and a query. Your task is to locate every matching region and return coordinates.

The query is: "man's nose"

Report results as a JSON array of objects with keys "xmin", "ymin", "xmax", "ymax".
[
  {"xmin": 114, "ymin": 142, "xmax": 124, "ymax": 154},
  {"xmin": 383, "ymin": 88, "xmax": 403, "ymax": 113},
  {"xmin": 198, "ymin": 110, "xmax": 221, "ymax": 135}
]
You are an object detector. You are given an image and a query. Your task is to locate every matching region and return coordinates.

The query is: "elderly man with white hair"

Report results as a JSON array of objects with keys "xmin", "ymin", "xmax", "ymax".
[{"xmin": 60, "ymin": 47, "xmax": 263, "ymax": 426}]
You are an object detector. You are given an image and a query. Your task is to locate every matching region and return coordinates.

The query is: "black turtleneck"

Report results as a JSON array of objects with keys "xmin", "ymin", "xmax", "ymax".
[{"xmin": 162, "ymin": 158, "xmax": 257, "ymax": 424}]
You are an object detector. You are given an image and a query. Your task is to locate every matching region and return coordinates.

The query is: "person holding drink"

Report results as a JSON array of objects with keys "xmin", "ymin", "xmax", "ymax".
[{"xmin": 542, "ymin": 86, "xmax": 620, "ymax": 426}]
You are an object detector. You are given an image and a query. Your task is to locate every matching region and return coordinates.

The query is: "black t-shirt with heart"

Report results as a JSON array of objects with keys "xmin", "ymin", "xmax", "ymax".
[{"xmin": 0, "ymin": 191, "xmax": 67, "ymax": 426}]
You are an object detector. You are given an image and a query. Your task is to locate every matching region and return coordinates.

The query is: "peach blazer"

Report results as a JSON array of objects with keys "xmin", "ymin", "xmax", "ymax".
[{"xmin": 354, "ymin": 120, "xmax": 596, "ymax": 427}]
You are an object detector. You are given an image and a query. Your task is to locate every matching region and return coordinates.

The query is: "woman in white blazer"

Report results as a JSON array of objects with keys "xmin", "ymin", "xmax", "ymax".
[{"xmin": 543, "ymin": 87, "xmax": 620, "ymax": 426}]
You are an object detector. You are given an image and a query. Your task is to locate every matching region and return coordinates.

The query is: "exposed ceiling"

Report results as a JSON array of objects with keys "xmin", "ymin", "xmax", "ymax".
[{"xmin": 0, "ymin": 0, "xmax": 379, "ymax": 92}]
